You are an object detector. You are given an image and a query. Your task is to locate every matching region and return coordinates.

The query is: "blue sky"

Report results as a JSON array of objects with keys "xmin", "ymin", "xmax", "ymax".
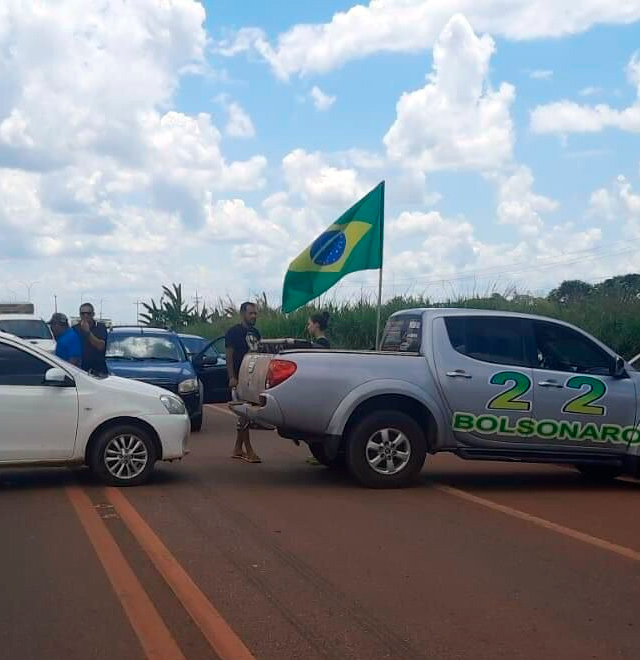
[{"xmin": 1, "ymin": 1, "xmax": 640, "ymax": 322}]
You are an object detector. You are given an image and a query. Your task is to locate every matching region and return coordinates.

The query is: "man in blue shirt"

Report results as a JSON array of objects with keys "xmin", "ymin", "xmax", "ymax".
[{"xmin": 49, "ymin": 313, "xmax": 82, "ymax": 366}]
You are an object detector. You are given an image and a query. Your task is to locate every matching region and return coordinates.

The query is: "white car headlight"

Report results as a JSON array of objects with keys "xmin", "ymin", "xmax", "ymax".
[
  {"xmin": 160, "ymin": 394, "xmax": 186, "ymax": 415},
  {"xmin": 178, "ymin": 378, "xmax": 198, "ymax": 394}
]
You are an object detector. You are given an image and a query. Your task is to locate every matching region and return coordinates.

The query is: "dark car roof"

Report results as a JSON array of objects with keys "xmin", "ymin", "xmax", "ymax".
[{"xmin": 110, "ymin": 326, "xmax": 177, "ymax": 336}]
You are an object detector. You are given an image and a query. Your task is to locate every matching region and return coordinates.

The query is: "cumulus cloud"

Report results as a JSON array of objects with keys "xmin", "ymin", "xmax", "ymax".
[
  {"xmin": 531, "ymin": 53, "xmax": 640, "ymax": 134},
  {"xmin": 282, "ymin": 148, "xmax": 371, "ymax": 208},
  {"xmin": 217, "ymin": 1, "xmax": 640, "ymax": 79},
  {"xmin": 224, "ymin": 101, "xmax": 256, "ymax": 139},
  {"xmin": 494, "ymin": 166, "xmax": 558, "ymax": 237},
  {"xmin": 310, "ymin": 86, "xmax": 336, "ymax": 111},
  {"xmin": 383, "ymin": 14, "xmax": 515, "ymax": 173}
]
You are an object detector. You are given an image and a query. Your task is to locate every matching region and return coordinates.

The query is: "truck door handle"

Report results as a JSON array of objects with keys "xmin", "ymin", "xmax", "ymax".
[
  {"xmin": 446, "ymin": 370, "xmax": 472, "ymax": 379},
  {"xmin": 538, "ymin": 380, "xmax": 563, "ymax": 388}
]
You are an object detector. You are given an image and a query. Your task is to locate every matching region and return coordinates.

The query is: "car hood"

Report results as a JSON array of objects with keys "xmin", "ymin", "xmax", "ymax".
[{"xmin": 106, "ymin": 360, "xmax": 195, "ymax": 384}]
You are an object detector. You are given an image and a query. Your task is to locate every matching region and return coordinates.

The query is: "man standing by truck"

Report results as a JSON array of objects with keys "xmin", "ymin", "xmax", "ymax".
[
  {"xmin": 74, "ymin": 302, "xmax": 108, "ymax": 375},
  {"xmin": 226, "ymin": 302, "xmax": 262, "ymax": 463}
]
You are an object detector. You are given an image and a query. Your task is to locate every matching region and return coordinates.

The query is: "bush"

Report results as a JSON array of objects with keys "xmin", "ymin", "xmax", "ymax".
[{"xmin": 185, "ymin": 291, "xmax": 640, "ymax": 359}]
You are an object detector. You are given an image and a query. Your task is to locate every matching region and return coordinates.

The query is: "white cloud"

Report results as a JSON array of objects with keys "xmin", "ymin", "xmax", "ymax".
[
  {"xmin": 494, "ymin": 166, "xmax": 558, "ymax": 237},
  {"xmin": 282, "ymin": 148, "xmax": 371, "ymax": 207},
  {"xmin": 225, "ymin": 101, "xmax": 256, "ymax": 139},
  {"xmin": 217, "ymin": 1, "xmax": 640, "ymax": 79},
  {"xmin": 588, "ymin": 188, "xmax": 618, "ymax": 221},
  {"xmin": 531, "ymin": 53, "xmax": 640, "ymax": 134},
  {"xmin": 529, "ymin": 69, "xmax": 553, "ymax": 80},
  {"xmin": 580, "ymin": 86, "xmax": 603, "ymax": 97},
  {"xmin": 384, "ymin": 14, "xmax": 515, "ymax": 173},
  {"xmin": 310, "ymin": 86, "xmax": 336, "ymax": 111}
]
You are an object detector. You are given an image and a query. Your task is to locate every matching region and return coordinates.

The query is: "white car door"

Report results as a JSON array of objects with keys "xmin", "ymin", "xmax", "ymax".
[{"xmin": 0, "ymin": 340, "xmax": 79, "ymax": 461}]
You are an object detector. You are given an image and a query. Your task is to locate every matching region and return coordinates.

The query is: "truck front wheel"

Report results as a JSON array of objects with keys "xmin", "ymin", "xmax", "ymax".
[{"xmin": 345, "ymin": 410, "xmax": 427, "ymax": 488}]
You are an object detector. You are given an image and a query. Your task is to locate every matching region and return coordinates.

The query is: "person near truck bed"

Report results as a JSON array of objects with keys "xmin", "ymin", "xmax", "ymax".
[
  {"xmin": 73, "ymin": 302, "xmax": 108, "ymax": 375},
  {"xmin": 225, "ymin": 302, "xmax": 262, "ymax": 463},
  {"xmin": 307, "ymin": 311, "xmax": 331, "ymax": 349}
]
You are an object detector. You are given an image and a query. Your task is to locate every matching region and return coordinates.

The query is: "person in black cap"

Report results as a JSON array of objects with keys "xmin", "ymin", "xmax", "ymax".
[
  {"xmin": 73, "ymin": 302, "xmax": 108, "ymax": 375},
  {"xmin": 49, "ymin": 313, "xmax": 82, "ymax": 366}
]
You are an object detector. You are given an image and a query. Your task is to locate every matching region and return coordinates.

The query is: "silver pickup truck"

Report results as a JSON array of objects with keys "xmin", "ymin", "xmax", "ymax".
[{"xmin": 230, "ymin": 308, "xmax": 640, "ymax": 488}]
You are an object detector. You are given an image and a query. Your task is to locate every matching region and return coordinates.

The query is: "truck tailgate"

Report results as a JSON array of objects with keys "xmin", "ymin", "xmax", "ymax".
[{"xmin": 237, "ymin": 353, "xmax": 273, "ymax": 404}]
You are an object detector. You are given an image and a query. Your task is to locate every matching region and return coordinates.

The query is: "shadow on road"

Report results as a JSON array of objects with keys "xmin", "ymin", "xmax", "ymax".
[{"xmin": 422, "ymin": 469, "xmax": 640, "ymax": 493}]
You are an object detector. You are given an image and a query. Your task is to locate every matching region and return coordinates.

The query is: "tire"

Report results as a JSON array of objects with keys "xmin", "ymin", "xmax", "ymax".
[
  {"xmin": 345, "ymin": 410, "xmax": 427, "ymax": 489},
  {"xmin": 191, "ymin": 412, "xmax": 203, "ymax": 433},
  {"xmin": 575, "ymin": 464, "xmax": 622, "ymax": 482},
  {"xmin": 309, "ymin": 442, "xmax": 345, "ymax": 468},
  {"xmin": 90, "ymin": 424, "xmax": 158, "ymax": 487}
]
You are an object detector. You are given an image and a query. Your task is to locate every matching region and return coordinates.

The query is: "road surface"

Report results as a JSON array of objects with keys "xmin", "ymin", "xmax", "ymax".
[{"xmin": 1, "ymin": 405, "xmax": 639, "ymax": 660}]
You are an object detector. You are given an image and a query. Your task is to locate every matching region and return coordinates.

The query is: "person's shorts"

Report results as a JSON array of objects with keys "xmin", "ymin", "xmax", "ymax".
[{"xmin": 236, "ymin": 416, "xmax": 250, "ymax": 431}]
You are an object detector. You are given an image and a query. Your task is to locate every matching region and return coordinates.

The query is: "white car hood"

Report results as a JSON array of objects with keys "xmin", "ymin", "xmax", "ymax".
[
  {"xmin": 95, "ymin": 373, "xmax": 175, "ymax": 398},
  {"xmin": 24, "ymin": 338, "xmax": 56, "ymax": 353}
]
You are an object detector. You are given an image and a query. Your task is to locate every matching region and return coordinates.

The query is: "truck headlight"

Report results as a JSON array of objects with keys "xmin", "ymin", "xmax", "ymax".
[
  {"xmin": 160, "ymin": 394, "xmax": 186, "ymax": 415},
  {"xmin": 178, "ymin": 378, "xmax": 198, "ymax": 394}
]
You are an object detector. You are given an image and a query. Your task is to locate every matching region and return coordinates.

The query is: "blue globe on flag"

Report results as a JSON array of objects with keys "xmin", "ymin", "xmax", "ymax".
[{"xmin": 310, "ymin": 230, "xmax": 346, "ymax": 266}]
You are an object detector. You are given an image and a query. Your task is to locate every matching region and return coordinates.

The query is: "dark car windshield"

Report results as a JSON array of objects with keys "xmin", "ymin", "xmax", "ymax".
[
  {"xmin": 0, "ymin": 319, "xmax": 52, "ymax": 340},
  {"xmin": 180, "ymin": 336, "xmax": 209, "ymax": 356},
  {"xmin": 106, "ymin": 334, "xmax": 185, "ymax": 362},
  {"xmin": 380, "ymin": 315, "xmax": 423, "ymax": 352}
]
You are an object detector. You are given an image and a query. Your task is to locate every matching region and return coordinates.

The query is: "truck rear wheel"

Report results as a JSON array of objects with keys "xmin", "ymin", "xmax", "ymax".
[{"xmin": 345, "ymin": 410, "xmax": 427, "ymax": 488}]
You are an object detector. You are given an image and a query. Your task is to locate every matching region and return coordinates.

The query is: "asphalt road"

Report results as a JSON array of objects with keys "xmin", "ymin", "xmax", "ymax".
[{"xmin": 1, "ymin": 406, "xmax": 639, "ymax": 660}]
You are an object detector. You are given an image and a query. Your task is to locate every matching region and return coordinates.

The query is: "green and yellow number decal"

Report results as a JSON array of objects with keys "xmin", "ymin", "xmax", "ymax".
[
  {"xmin": 487, "ymin": 371, "xmax": 532, "ymax": 412},
  {"xmin": 562, "ymin": 376, "xmax": 607, "ymax": 416}
]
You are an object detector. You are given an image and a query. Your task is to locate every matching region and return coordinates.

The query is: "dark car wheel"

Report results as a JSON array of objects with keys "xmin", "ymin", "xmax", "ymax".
[
  {"xmin": 575, "ymin": 464, "xmax": 622, "ymax": 482},
  {"xmin": 345, "ymin": 410, "xmax": 427, "ymax": 489},
  {"xmin": 309, "ymin": 442, "xmax": 345, "ymax": 468},
  {"xmin": 90, "ymin": 424, "xmax": 157, "ymax": 487}
]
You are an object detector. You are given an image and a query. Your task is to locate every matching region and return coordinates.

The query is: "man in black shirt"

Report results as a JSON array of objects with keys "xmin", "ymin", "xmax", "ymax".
[
  {"xmin": 73, "ymin": 302, "xmax": 108, "ymax": 375},
  {"xmin": 225, "ymin": 302, "xmax": 261, "ymax": 463}
]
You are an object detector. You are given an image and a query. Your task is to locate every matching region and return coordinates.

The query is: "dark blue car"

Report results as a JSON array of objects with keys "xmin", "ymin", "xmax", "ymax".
[{"xmin": 106, "ymin": 327, "xmax": 204, "ymax": 431}]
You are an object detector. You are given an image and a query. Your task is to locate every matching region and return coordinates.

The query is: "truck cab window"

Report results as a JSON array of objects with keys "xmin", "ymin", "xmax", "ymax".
[
  {"xmin": 381, "ymin": 315, "xmax": 422, "ymax": 352},
  {"xmin": 444, "ymin": 316, "xmax": 530, "ymax": 367},
  {"xmin": 533, "ymin": 321, "xmax": 612, "ymax": 374}
]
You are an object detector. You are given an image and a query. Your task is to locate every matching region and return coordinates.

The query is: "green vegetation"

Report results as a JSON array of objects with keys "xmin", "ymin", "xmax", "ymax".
[{"xmin": 140, "ymin": 276, "xmax": 640, "ymax": 358}]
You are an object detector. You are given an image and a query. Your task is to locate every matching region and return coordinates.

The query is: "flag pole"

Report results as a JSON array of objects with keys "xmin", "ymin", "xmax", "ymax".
[{"xmin": 375, "ymin": 181, "xmax": 385, "ymax": 350}]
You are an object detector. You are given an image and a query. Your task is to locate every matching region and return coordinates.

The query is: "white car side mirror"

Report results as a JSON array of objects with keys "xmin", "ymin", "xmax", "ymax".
[{"xmin": 44, "ymin": 367, "xmax": 74, "ymax": 387}]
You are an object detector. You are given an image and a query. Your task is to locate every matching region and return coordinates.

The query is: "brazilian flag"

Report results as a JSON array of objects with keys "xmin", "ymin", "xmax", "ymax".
[{"xmin": 282, "ymin": 181, "xmax": 384, "ymax": 313}]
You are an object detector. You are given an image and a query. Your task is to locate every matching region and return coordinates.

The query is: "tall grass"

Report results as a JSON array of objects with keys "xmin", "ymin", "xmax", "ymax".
[{"xmin": 187, "ymin": 292, "xmax": 640, "ymax": 359}]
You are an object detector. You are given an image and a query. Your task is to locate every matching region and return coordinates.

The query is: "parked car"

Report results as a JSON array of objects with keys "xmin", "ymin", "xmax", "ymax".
[
  {"xmin": 0, "ymin": 303, "xmax": 56, "ymax": 353},
  {"xmin": 106, "ymin": 327, "xmax": 204, "ymax": 431},
  {"xmin": 178, "ymin": 333, "xmax": 230, "ymax": 403},
  {"xmin": 230, "ymin": 308, "xmax": 640, "ymax": 488},
  {"xmin": 0, "ymin": 330, "xmax": 189, "ymax": 485}
]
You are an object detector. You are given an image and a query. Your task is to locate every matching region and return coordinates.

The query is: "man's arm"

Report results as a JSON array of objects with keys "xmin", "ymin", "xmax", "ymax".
[
  {"xmin": 79, "ymin": 321, "xmax": 106, "ymax": 351},
  {"xmin": 226, "ymin": 346, "xmax": 237, "ymax": 387}
]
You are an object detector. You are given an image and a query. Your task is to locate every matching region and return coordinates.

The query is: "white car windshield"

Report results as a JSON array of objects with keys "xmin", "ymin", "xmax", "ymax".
[{"xmin": 0, "ymin": 319, "xmax": 52, "ymax": 340}]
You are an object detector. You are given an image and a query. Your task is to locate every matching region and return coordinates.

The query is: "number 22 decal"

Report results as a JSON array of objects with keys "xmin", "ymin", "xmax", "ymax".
[
  {"xmin": 487, "ymin": 371, "xmax": 607, "ymax": 416},
  {"xmin": 487, "ymin": 371, "xmax": 532, "ymax": 411},
  {"xmin": 562, "ymin": 376, "xmax": 607, "ymax": 416}
]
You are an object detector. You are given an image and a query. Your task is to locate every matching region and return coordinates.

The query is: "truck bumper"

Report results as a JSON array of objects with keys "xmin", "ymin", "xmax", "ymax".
[{"xmin": 228, "ymin": 394, "xmax": 284, "ymax": 428}]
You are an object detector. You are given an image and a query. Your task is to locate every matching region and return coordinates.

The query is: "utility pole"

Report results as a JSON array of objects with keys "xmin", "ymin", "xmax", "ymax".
[
  {"xmin": 20, "ymin": 281, "xmax": 39, "ymax": 301},
  {"xmin": 53, "ymin": 295, "xmax": 58, "ymax": 313},
  {"xmin": 133, "ymin": 300, "xmax": 141, "ymax": 325},
  {"xmin": 193, "ymin": 289, "xmax": 201, "ymax": 315}
]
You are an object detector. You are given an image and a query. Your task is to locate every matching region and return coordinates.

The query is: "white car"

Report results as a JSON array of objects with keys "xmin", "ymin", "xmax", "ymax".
[
  {"xmin": 0, "ymin": 330, "xmax": 190, "ymax": 485},
  {"xmin": 0, "ymin": 313, "xmax": 56, "ymax": 353}
]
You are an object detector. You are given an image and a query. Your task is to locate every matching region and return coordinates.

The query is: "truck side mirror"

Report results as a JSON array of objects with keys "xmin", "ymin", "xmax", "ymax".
[{"xmin": 612, "ymin": 356, "xmax": 627, "ymax": 378}]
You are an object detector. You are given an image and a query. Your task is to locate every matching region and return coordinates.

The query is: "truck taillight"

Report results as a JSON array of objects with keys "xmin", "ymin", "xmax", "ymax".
[{"xmin": 266, "ymin": 359, "xmax": 297, "ymax": 389}]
